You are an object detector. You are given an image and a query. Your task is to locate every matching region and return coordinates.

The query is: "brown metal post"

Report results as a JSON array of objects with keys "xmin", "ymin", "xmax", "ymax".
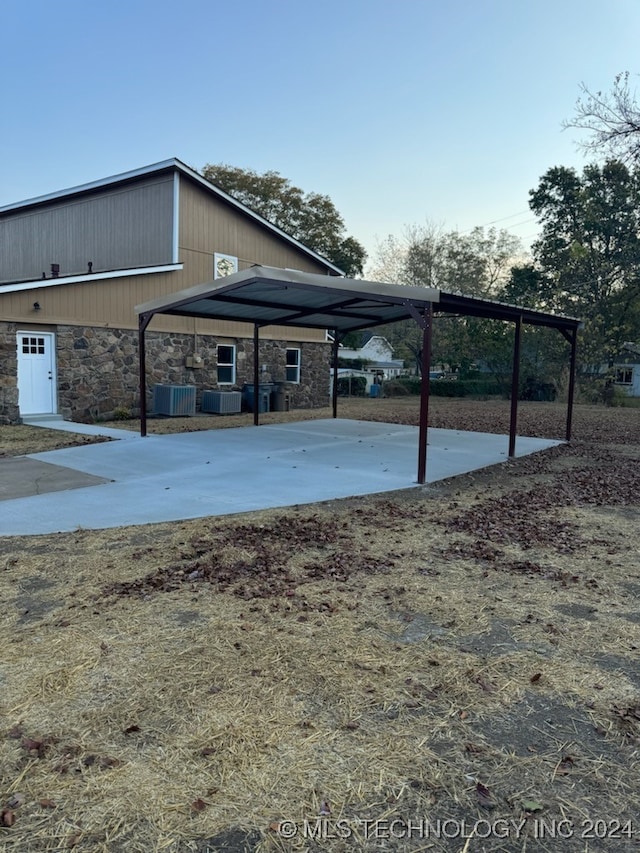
[
  {"xmin": 417, "ymin": 303, "xmax": 433, "ymax": 484},
  {"xmin": 138, "ymin": 313, "xmax": 150, "ymax": 437},
  {"xmin": 565, "ymin": 327, "xmax": 578, "ymax": 441},
  {"xmin": 508, "ymin": 315, "xmax": 522, "ymax": 458},
  {"xmin": 253, "ymin": 323, "xmax": 260, "ymax": 426},
  {"xmin": 332, "ymin": 333, "xmax": 339, "ymax": 418}
]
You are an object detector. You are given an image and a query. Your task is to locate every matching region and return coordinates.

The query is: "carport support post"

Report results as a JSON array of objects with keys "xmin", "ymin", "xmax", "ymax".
[
  {"xmin": 138, "ymin": 313, "xmax": 152, "ymax": 437},
  {"xmin": 565, "ymin": 327, "xmax": 578, "ymax": 441},
  {"xmin": 253, "ymin": 323, "xmax": 260, "ymax": 426},
  {"xmin": 331, "ymin": 332, "xmax": 340, "ymax": 419},
  {"xmin": 508, "ymin": 314, "xmax": 522, "ymax": 458},
  {"xmin": 410, "ymin": 302, "xmax": 433, "ymax": 486}
]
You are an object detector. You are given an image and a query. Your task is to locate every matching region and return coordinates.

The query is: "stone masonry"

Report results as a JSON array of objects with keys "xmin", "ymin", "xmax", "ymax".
[
  {"xmin": 0, "ymin": 323, "xmax": 20, "ymax": 425},
  {"xmin": 0, "ymin": 321, "xmax": 331, "ymax": 423}
]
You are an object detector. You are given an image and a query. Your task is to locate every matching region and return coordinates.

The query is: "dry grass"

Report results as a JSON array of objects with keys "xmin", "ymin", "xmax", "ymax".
[{"xmin": 1, "ymin": 400, "xmax": 639, "ymax": 852}]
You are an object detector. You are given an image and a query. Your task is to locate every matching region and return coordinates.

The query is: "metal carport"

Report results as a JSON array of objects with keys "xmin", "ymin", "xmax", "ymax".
[{"xmin": 136, "ymin": 265, "xmax": 581, "ymax": 484}]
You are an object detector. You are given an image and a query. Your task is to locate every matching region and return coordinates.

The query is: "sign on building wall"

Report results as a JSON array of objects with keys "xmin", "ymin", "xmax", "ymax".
[{"xmin": 214, "ymin": 253, "xmax": 238, "ymax": 279}]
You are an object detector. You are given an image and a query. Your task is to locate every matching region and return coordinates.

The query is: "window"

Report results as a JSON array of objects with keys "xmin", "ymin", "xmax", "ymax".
[
  {"xmin": 615, "ymin": 368, "xmax": 633, "ymax": 385},
  {"xmin": 217, "ymin": 344, "xmax": 236, "ymax": 384},
  {"xmin": 22, "ymin": 336, "xmax": 45, "ymax": 355},
  {"xmin": 214, "ymin": 253, "xmax": 238, "ymax": 279},
  {"xmin": 286, "ymin": 347, "xmax": 301, "ymax": 383}
]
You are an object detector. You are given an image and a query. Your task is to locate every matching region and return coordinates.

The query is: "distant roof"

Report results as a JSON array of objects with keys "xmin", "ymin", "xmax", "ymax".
[
  {"xmin": 0, "ymin": 158, "xmax": 344, "ymax": 276},
  {"xmin": 136, "ymin": 264, "xmax": 581, "ymax": 336}
]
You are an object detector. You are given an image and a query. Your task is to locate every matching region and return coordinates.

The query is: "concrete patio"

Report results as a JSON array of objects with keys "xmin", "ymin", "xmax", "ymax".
[{"xmin": 0, "ymin": 419, "xmax": 562, "ymax": 536}]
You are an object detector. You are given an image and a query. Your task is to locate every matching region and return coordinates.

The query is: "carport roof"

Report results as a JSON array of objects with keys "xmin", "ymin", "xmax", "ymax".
[
  {"xmin": 135, "ymin": 264, "xmax": 582, "ymax": 482},
  {"xmin": 136, "ymin": 265, "xmax": 581, "ymax": 335},
  {"xmin": 136, "ymin": 265, "xmax": 438, "ymax": 334}
]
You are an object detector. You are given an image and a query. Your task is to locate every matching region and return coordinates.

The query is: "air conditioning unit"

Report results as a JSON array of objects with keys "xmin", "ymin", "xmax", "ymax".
[
  {"xmin": 153, "ymin": 384, "xmax": 196, "ymax": 416},
  {"xmin": 201, "ymin": 390, "xmax": 242, "ymax": 414}
]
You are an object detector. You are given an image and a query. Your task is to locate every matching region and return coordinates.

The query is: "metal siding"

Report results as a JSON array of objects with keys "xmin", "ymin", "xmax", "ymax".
[
  {"xmin": 0, "ymin": 274, "xmax": 325, "ymax": 341},
  {"xmin": 178, "ymin": 179, "xmax": 333, "ymax": 275},
  {"xmin": 0, "ymin": 175, "xmax": 174, "ymax": 282},
  {"xmin": 0, "ymin": 171, "xmax": 327, "ymax": 342}
]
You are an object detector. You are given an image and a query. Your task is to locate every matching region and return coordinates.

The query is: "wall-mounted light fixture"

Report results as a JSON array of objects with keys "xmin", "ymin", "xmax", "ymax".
[{"xmin": 33, "ymin": 302, "xmax": 41, "ymax": 311}]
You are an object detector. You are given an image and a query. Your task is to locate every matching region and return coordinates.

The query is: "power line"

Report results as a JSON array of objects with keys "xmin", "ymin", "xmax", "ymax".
[
  {"xmin": 479, "ymin": 210, "xmax": 532, "ymax": 226},
  {"xmin": 457, "ymin": 212, "xmax": 537, "ymax": 234}
]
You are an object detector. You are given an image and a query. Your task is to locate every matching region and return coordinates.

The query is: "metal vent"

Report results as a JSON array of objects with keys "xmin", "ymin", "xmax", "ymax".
[
  {"xmin": 153, "ymin": 384, "xmax": 196, "ymax": 416},
  {"xmin": 201, "ymin": 390, "xmax": 242, "ymax": 414}
]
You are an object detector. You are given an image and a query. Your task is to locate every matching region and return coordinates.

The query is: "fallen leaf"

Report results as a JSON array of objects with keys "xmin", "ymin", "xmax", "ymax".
[
  {"xmin": 557, "ymin": 755, "xmax": 574, "ymax": 775},
  {"xmin": 191, "ymin": 798, "xmax": 208, "ymax": 812},
  {"xmin": 39, "ymin": 798, "xmax": 56, "ymax": 809},
  {"xmin": 475, "ymin": 782, "xmax": 496, "ymax": 810},
  {"xmin": 522, "ymin": 799, "xmax": 543, "ymax": 813},
  {"xmin": 21, "ymin": 736, "xmax": 47, "ymax": 757},
  {"xmin": 0, "ymin": 809, "xmax": 16, "ymax": 827}
]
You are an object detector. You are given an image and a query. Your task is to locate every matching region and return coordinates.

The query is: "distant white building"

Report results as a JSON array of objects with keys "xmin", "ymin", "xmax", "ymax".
[
  {"xmin": 613, "ymin": 364, "xmax": 640, "ymax": 396},
  {"xmin": 608, "ymin": 343, "xmax": 640, "ymax": 397},
  {"xmin": 338, "ymin": 335, "xmax": 405, "ymax": 379}
]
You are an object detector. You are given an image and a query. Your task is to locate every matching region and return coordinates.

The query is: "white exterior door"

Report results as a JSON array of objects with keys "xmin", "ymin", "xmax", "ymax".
[{"xmin": 17, "ymin": 332, "xmax": 57, "ymax": 415}]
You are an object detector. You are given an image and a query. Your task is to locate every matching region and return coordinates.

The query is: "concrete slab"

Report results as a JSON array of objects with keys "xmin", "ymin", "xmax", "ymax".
[
  {"xmin": 0, "ymin": 419, "xmax": 562, "ymax": 536},
  {"xmin": 0, "ymin": 457, "xmax": 111, "ymax": 501}
]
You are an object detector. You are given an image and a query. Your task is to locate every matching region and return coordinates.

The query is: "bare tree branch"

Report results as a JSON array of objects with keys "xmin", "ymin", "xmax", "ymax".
[{"xmin": 564, "ymin": 72, "xmax": 640, "ymax": 163}]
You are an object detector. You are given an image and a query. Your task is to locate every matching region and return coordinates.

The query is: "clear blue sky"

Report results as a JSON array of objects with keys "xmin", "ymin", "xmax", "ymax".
[{"xmin": 2, "ymin": 0, "xmax": 638, "ymax": 268}]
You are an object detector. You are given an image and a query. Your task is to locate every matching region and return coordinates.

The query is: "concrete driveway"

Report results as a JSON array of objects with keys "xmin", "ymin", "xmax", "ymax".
[{"xmin": 0, "ymin": 419, "xmax": 561, "ymax": 536}]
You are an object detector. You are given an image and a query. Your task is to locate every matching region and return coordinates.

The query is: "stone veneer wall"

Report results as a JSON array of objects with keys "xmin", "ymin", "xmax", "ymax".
[
  {"xmin": 0, "ymin": 322, "xmax": 20, "ymax": 425},
  {"xmin": 0, "ymin": 323, "xmax": 330, "ymax": 423}
]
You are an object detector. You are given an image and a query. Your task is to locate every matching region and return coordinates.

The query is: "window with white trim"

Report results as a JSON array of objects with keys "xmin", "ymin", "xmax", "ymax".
[
  {"xmin": 21, "ymin": 335, "xmax": 46, "ymax": 354},
  {"xmin": 217, "ymin": 344, "xmax": 236, "ymax": 385},
  {"xmin": 615, "ymin": 367, "xmax": 633, "ymax": 385},
  {"xmin": 285, "ymin": 347, "xmax": 301, "ymax": 383}
]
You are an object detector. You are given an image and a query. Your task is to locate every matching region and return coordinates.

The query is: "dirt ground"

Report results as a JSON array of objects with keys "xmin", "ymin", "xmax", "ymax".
[{"xmin": 0, "ymin": 399, "xmax": 639, "ymax": 852}]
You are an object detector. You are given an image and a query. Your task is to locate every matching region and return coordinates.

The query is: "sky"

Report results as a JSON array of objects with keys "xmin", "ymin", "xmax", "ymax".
[{"xmin": 2, "ymin": 0, "xmax": 639, "ymax": 271}]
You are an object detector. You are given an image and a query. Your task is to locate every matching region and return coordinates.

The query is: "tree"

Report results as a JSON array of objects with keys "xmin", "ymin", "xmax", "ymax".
[
  {"xmin": 201, "ymin": 163, "xmax": 367, "ymax": 277},
  {"xmin": 529, "ymin": 160, "xmax": 640, "ymax": 367},
  {"xmin": 368, "ymin": 224, "xmax": 523, "ymax": 375},
  {"xmin": 564, "ymin": 73, "xmax": 640, "ymax": 164}
]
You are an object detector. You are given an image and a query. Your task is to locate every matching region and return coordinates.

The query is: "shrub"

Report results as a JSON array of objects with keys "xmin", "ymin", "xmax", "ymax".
[
  {"xmin": 376, "ymin": 376, "xmax": 506, "ymax": 398},
  {"xmin": 112, "ymin": 405, "xmax": 133, "ymax": 420},
  {"xmin": 519, "ymin": 376, "xmax": 557, "ymax": 402},
  {"xmin": 381, "ymin": 380, "xmax": 410, "ymax": 396},
  {"xmin": 429, "ymin": 379, "xmax": 505, "ymax": 397}
]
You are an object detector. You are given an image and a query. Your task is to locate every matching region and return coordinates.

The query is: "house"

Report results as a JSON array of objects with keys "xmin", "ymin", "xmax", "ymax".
[
  {"xmin": 612, "ymin": 342, "xmax": 640, "ymax": 397},
  {"xmin": 0, "ymin": 159, "xmax": 342, "ymax": 424},
  {"xmin": 337, "ymin": 335, "xmax": 405, "ymax": 379}
]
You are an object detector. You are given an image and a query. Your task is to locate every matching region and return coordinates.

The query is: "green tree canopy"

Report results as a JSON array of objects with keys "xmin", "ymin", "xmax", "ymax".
[
  {"xmin": 367, "ymin": 224, "xmax": 524, "ymax": 375},
  {"xmin": 529, "ymin": 160, "xmax": 640, "ymax": 367},
  {"xmin": 201, "ymin": 163, "xmax": 367, "ymax": 277}
]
